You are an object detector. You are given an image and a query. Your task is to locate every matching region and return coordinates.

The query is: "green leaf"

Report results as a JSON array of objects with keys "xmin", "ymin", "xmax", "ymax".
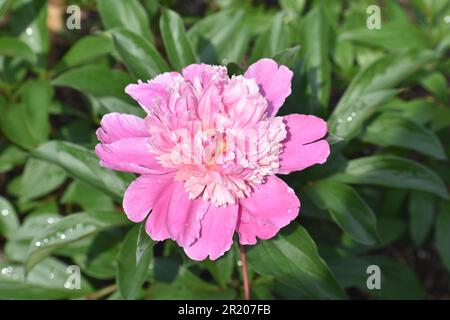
[
  {"xmin": 0, "ymin": 37, "xmax": 36, "ymax": 64},
  {"xmin": 117, "ymin": 224, "xmax": 154, "ymax": 300},
  {"xmin": 271, "ymin": 46, "xmax": 301, "ymax": 68},
  {"xmin": 246, "ymin": 225, "xmax": 346, "ymax": 299},
  {"xmin": 0, "ymin": 196, "xmax": 19, "ymax": 239},
  {"xmin": 202, "ymin": 249, "xmax": 235, "ymax": 288},
  {"xmin": 329, "ymin": 255, "xmax": 425, "ymax": 299},
  {"xmin": 335, "ymin": 155, "xmax": 449, "ymax": 199},
  {"xmin": 0, "ymin": 258, "xmax": 93, "ymax": 299},
  {"xmin": 420, "ymin": 71, "xmax": 449, "ymax": 104},
  {"xmin": 280, "ymin": 0, "xmax": 305, "ymax": 14},
  {"xmin": 160, "ymin": 9, "xmax": 197, "ymax": 70},
  {"xmin": 361, "ymin": 112, "xmax": 447, "ymax": 160},
  {"xmin": 328, "ymin": 50, "xmax": 438, "ymax": 139},
  {"xmin": 55, "ymin": 34, "xmax": 113, "ymax": 71},
  {"xmin": 11, "ymin": 0, "xmax": 48, "ymax": 67},
  {"xmin": 30, "ymin": 141, "xmax": 132, "ymax": 200},
  {"xmin": 0, "ymin": 145, "xmax": 27, "ymax": 173},
  {"xmin": 189, "ymin": 9, "xmax": 250, "ymax": 64},
  {"xmin": 112, "ymin": 29, "xmax": 169, "ymax": 79},
  {"xmin": 300, "ymin": 5, "xmax": 331, "ymax": 114},
  {"xmin": 52, "ymin": 65, "xmax": 133, "ymax": 101},
  {"xmin": 1, "ymin": 80, "xmax": 53, "ymax": 149},
  {"xmin": 96, "ymin": 0, "xmax": 152, "ymax": 40},
  {"xmin": 61, "ymin": 180, "xmax": 115, "ymax": 211},
  {"xmin": 435, "ymin": 201, "xmax": 450, "ymax": 272},
  {"xmin": 20, "ymin": 158, "xmax": 67, "ymax": 201},
  {"xmin": 151, "ymin": 259, "xmax": 236, "ymax": 299},
  {"xmin": 26, "ymin": 211, "xmax": 129, "ymax": 271},
  {"xmin": 307, "ymin": 180, "xmax": 379, "ymax": 245},
  {"xmin": 73, "ymin": 230, "xmax": 122, "ymax": 280},
  {"xmin": 408, "ymin": 191, "xmax": 435, "ymax": 247},
  {"xmin": 250, "ymin": 12, "xmax": 289, "ymax": 63}
]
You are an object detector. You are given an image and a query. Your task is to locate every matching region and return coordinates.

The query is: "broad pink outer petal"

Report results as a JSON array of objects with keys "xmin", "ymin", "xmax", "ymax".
[
  {"xmin": 278, "ymin": 114, "xmax": 330, "ymax": 174},
  {"xmin": 237, "ymin": 175, "xmax": 300, "ymax": 245},
  {"xmin": 165, "ymin": 182, "xmax": 210, "ymax": 247},
  {"xmin": 123, "ymin": 173, "xmax": 175, "ymax": 223},
  {"xmin": 125, "ymin": 72, "xmax": 179, "ymax": 112},
  {"xmin": 183, "ymin": 203, "xmax": 239, "ymax": 261},
  {"xmin": 244, "ymin": 58, "xmax": 293, "ymax": 117},
  {"xmin": 96, "ymin": 113, "xmax": 149, "ymax": 144},
  {"xmin": 145, "ymin": 181, "xmax": 176, "ymax": 241},
  {"xmin": 95, "ymin": 137, "xmax": 171, "ymax": 175}
]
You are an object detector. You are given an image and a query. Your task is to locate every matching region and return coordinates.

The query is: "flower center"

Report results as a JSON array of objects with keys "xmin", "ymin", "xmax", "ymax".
[{"xmin": 146, "ymin": 74, "xmax": 286, "ymax": 206}]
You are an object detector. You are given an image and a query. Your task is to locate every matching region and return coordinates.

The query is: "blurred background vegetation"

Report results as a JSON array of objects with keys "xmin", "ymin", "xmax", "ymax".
[{"xmin": 0, "ymin": 0, "xmax": 449, "ymax": 299}]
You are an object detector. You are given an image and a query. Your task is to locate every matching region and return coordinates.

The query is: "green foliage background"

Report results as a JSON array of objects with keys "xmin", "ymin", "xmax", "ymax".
[{"xmin": 0, "ymin": 0, "xmax": 449, "ymax": 299}]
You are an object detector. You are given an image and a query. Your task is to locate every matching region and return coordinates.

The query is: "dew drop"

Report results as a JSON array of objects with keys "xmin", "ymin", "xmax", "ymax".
[
  {"xmin": 60, "ymin": 234, "xmax": 66, "ymax": 240},
  {"xmin": 1, "ymin": 209, "xmax": 8, "ymax": 217},
  {"xmin": 337, "ymin": 118, "xmax": 343, "ymax": 124},
  {"xmin": 347, "ymin": 116, "xmax": 353, "ymax": 122},
  {"xmin": 25, "ymin": 27, "xmax": 33, "ymax": 36},
  {"xmin": 287, "ymin": 209, "xmax": 293, "ymax": 214},
  {"xmin": 156, "ymin": 178, "xmax": 163, "ymax": 184},
  {"xmin": 43, "ymin": 238, "xmax": 49, "ymax": 243},
  {"xmin": 35, "ymin": 241, "xmax": 42, "ymax": 247},
  {"xmin": 262, "ymin": 193, "xmax": 268, "ymax": 199},
  {"xmin": 47, "ymin": 217, "xmax": 57, "ymax": 224},
  {"xmin": 64, "ymin": 282, "xmax": 72, "ymax": 289},
  {"xmin": 351, "ymin": 112, "xmax": 356, "ymax": 117},
  {"xmin": 237, "ymin": 260, "xmax": 242, "ymax": 267}
]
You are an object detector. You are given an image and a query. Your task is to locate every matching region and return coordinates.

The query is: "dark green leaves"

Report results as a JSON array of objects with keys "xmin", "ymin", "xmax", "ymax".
[
  {"xmin": 435, "ymin": 201, "xmax": 450, "ymax": 272},
  {"xmin": 19, "ymin": 158, "xmax": 67, "ymax": 201},
  {"xmin": 26, "ymin": 211, "xmax": 129, "ymax": 271},
  {"xmin": 56, "ymin": 34, "xmax": 113, "ymax": 71},
  {"xmin": 0, "ymin": 258, "xmax": 93, "ymax": 299},
  {"xmin": 52, "ymin": 65, "xmax": 132, "ymax": 100},
  {"xmin": 247, "ymin": 225, "xmax": 346, "ymax": 299},
  {"xmin": 160, "ymin": 9, "xmax": 197, "ymax": 70},
  {"xmin": 362, "ymin": 113, "xmax": 446, "ymax": 160},
  {"xmin": 112, "ymin": 29, "xmax": 169, "ymax": 79},
  {"xmin": 0, "ymin": 196, "xmax": 19, "ymax": 239},
  {"xmin": 307, "ymin": 180, "xmax": 379, "ymax": 245},
  {"xmin": 335, "ymin": 155, "xmax": 449, "ymax": 199},
  {"xmin": 300, "ymin": 5, "xmax": 331, "ymax": 114},
  {"xmin": 117, "ymin": 224, "xmax": 154, "ymax": 299},
  {"xmin": 0, "ymin": 80, "xmax": 53, "ymax": 149},
  {"xmin": 31, "ymin": 141, "xmax": 132, "ymax": 200},
  {"xmin": 0, "ymin": 37, "xmax": 35, "ymax": 64},
  {"xmin": 408, "ymin": 192, "xmax": 435, "ymax": 247},
  {"xmin": 96, "ymin": 0, "xmax": 152, "ymax": 40},
  {"xmin": 328, "ymin": 50, "xmax": 437, "ymax": 139}
]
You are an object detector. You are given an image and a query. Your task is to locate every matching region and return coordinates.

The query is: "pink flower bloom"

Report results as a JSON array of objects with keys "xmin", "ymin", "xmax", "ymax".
[{"xmin": 95, "ymin": 59, "xmax": 330, "ymax": 260}]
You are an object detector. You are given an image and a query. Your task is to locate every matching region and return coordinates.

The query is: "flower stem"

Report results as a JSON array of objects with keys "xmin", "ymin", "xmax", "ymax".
[{"xmin": 239, "ymin": 244, "xmax": 250, "ymax": 300}]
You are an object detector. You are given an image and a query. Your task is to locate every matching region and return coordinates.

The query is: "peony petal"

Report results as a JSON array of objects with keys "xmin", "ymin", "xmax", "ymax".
[
  {"xmin": 165, "ymin": 182, "xmax": 210, "ymax": 247},
  {"xmin": 244, "ymin": 58, "xmax": 293, "ymax": 117},
  {"xmin": 96, "ymin": 113, "xmax": 149, "ymax": 144},
  {"xmin": 182, "ymin": 64, "xmax": 228, "ymax": 89},
  {"xmin": 237, "ymin": 175, "xmax": 300, "ymax": 245},
  {"xmin": 183, "ymin": 203, "xmax": 239, "ymax": 261},
  {"xmin": 95, "ymin": 137, "xmax": 172, "ymax": 175},
  {"xmin": 278, "ymin": 114, "xmax": 330, "ymax": 174},
  {"xmin": 145, "ymin": 181, "xmax": 176, "ymax": 241},
  {"xmin": 125, "ymin": 72, "xmax": 179, "ymax": 113},
  {"xmin": 123, "ymin": 173, "xmax": 175, "ymax": 223}
]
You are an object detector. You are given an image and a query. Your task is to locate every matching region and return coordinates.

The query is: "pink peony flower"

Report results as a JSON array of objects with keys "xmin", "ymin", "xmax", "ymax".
[{"xmin": 95, "ymin": 59, "xmax": 330, "ymax": 260}]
